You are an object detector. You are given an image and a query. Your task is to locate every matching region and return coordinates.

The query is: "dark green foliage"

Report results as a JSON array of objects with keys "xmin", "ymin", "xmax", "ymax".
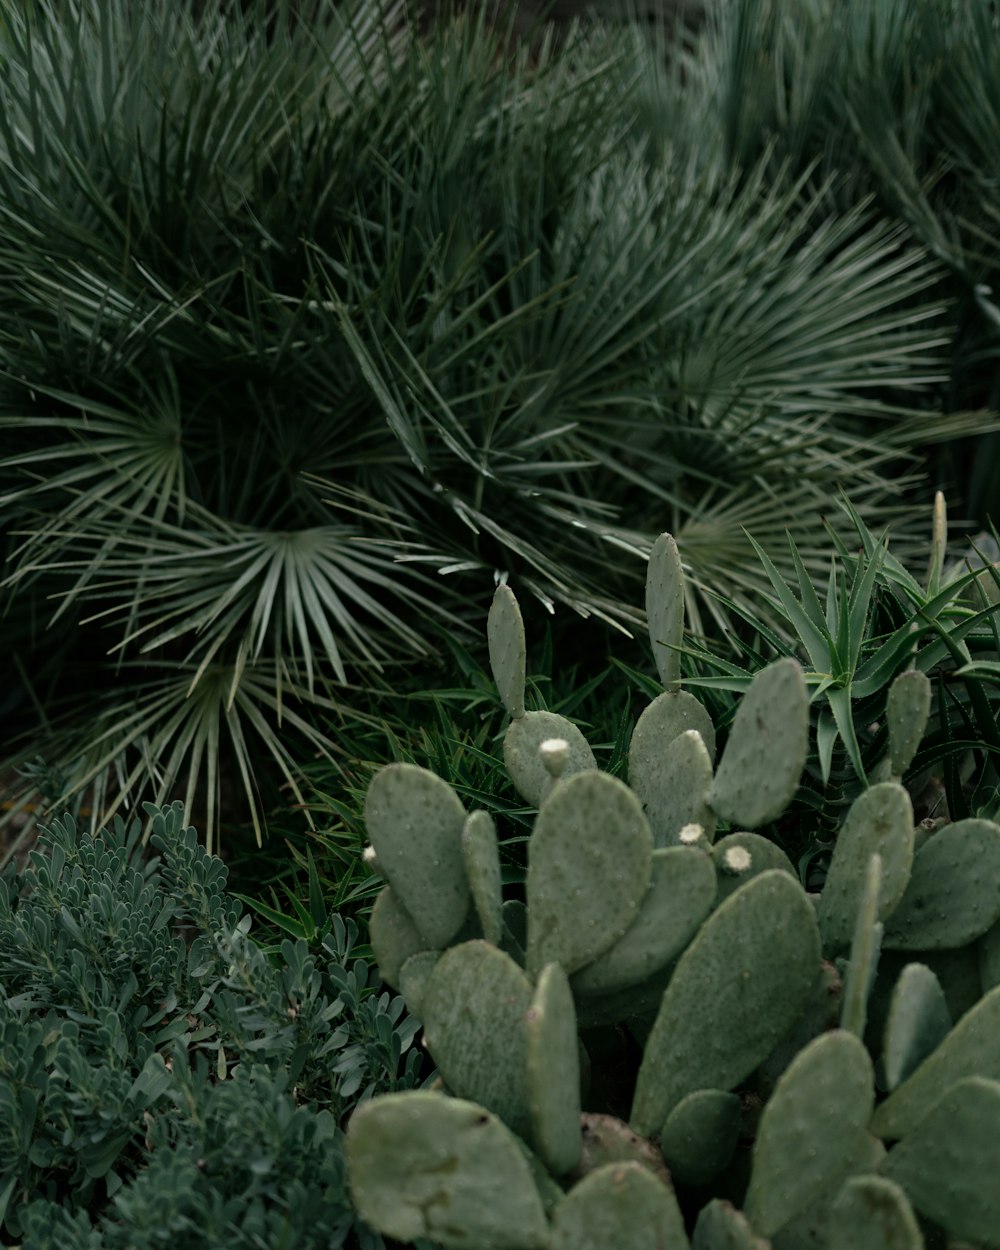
[{"xmin": 0, "ymin": 802, "xmax": 426, "ymax": 1245}]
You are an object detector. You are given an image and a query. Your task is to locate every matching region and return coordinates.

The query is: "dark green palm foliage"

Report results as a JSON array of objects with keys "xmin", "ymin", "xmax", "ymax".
[
  {"xmin": 699, "ymin": 0, "xmax": 1000, "ymax": 516},
  {"xmin": 0, "ymin": 0, "xmax": 990, "ymax": 847}
]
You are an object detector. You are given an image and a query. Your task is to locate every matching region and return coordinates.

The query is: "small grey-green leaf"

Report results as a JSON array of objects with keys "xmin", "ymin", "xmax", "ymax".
[
  {"xmin": 708, "ymin": 658, "xmax": 808, "ymax": 829},
  {"xmin": 462, "ymin": 810, "xmax": 503, "ymax": 946},
  {"xmin": 347, "ymin": 1092, "xmax": 548, "ymax": 1249},
  {"xmin": 489, "ymin": 584, "xmax": 527, "ymax": 720},
  {"xmin": 647, "ymin": 532, "xmax": 685, "ymax": 693},
  {"xmin": 365, "ymin": 763, "xmax": 469, "ymax": 949},
  {"xmin": 527, "ymin": 771, "xmax": 652, "ymax": 977}
]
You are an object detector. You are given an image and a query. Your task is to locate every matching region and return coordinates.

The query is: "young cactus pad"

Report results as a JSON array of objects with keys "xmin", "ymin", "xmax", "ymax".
[
  {"xmin": 659, "ymin": 1089, "xmax": 742, "ymax": 1188},
  {"xmin": 632, "ymin": 728, "xmax": 717, "ymax": 848},
  {"xmin": 364, "ymin": 763, "xmax": 469, "ymax": 949},
  {"xmin": 692, "ymin": 1200, "xmax": 769, "ymax": 1250},
  {"xmin": 646, "ymin": 532, "xmax": 685, "ymax": 693},
  {"xmin": 346, "ymin": 1092, "xmax": 549, "ymax": 1250},
  {"xmin": 420, "ymin": 941, "xmax": 534, "ymax": 1140},
  {"xmin": 881, "ymin": 1077, "xmax": 1000, "ymax": 1246},
  {"xmin": 526, "ymin": 771, "xmax": 653, "ymax": 977},
  {"xmin": 504, "ymin": 712, "xmax": 597, "ymax": 807},
  {"xmin": 744, "ymin": 1030, "xmax": 874, "ymax": 1238},
  {"xmin": 882, "ymin": 962, "xmax": 951, "ymax": 1091},
  {"xmin": 489, "ymin": 584, "xmax": 527, "ymax": 720},
  {"xmin": 526, "ymin": 962, "xmax": 582, "ymax": 1175},
  {"xmin": 827, "ymin": 1177, "xmax": 923, "ymax": 1250},
  {"xmin": 707, "ymin": 657, "xmax": 808, "ymax": 829},
  {"xmin": 462, "ymin": 810, "xmax": 503, "ymax": 947},
  {"xmin": 816, "ymin": 782, "xmax": 914, "ymax": 956},
  {"xmin": 369, "ymin": 885, "xmax": 427, "ymax": 987},
  {"xmin": 886, "ymin": 669, "xmax": 932, "ymax": 778},
  {"xmin": 630, "ymin": 869, "xmax": 821, "ymax": 1136},
  {"xmin": 547, "ymin": 1162, "xmax": 689, "ymax": 1250}
]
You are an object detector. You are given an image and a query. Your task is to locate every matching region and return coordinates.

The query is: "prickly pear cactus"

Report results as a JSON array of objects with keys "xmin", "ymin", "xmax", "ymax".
[{"xmin": 348, "ymin": 552, "xmax": 1000, "ymax": 1250}]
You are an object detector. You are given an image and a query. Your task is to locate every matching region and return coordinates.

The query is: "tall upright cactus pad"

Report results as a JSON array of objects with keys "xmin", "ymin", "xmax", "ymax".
[
  {"xmin": 526, "ymin": 963, "xmax": 582, "ymax": 1176},
  {"xmin": 882, "ymin": 1077, "xmax": 1000, "ymax": 1247},
  {"xmin": 630, "ymin": 870, "xmax": 820, "ymax": 1136},
  {"xmin": 570, "ymin": 845, "xmax": 716, "ymax": 996},
  {"xmin": 886, "ymin": 670, "xmax": 932, "ymax": 779},
  {"xmin": 707, "ymin": 658, "xmax": 809, "ymax": 829},
  {"xmin": 346, "ymin": 1093, "xmax": 549, "ymax": 1250},
  {"xmin": 883, "ymin": 817, "xmax": 1000, "ymax": 950},
  {"xmin": 462, "ymin": 810, "xmax": 503, "ymax": 947},
  {"xmin": 839, "ymin": 853, "xmax": 883, "ymax": 1040},
  {"xmin": 526, "ymin": 772, "xmax": 653, "ymax": 978},
  {"xmin": 365, "ymin": 763, "xmax": 469, "ymax": 949},
  {"xmin": 489, "ymin": 584, "xmax": 527, "ymax": 720},
  {"xmin": 744, "ymin": 1031, "xmax": 874, "ymax": 1238},
  {"xmin": 646, "ymin": 533, "xmax": 685, "ymax": 693},
  {"xmin": 421, "ymin": 941, "xmax": 534, "ymax": 1140},
  {"xmin": 817, "ymin": 783, "xmax": 914, "ymax": 956},
  {"xmin": 827, "ymin": 1177, "xmax": 923, "ymax": 1250},
  {"xmin": 548, "ymin": 1162, "xmax": 689, "ymax": 1250},
  {"xmin": 870, "ymin": 983, "xmax": 1000, "ymax": 1139}
]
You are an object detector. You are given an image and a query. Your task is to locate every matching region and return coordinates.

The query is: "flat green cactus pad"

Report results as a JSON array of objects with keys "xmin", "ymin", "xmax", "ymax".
[
  {"xmin": 421, "ymin": 940, "xmax": 534, "ymax": 1140},
  {"xmin": 886, "ymin": 670, "xmax": 932, "ymax": 779},
  {"xmin": 346, "ymin": 1092, "xmax": 549, "ymax": 1249},
  {"xmin": 632, "ymin": 727, "xmax": 717, "ymax": 848},
  {"xmin": 504, "ymin": 710, "xmax": 597, "ymax": 808},
  {"xmin": 548, "ymin": 1161, "xmax": 689, "ymax": 1250},
  {"xmin": 882, "ymin": 1077, "xmax": 1000, "ymax": 1246},
  {"xmin": 646, "ymin": 532, "xmax": 685, "ymax": 693},
  {"xmin": 571, "ymin": 845, "xmax": 715, "ymax": 996},
  {"xmin": 660, "ymin": 1088, "xmax": 741, "ymax": 1188},
  {"xmin": 462, "ymin": 810, "xmax": 503, "ymax": 947},
  {"xmin": 526, "ymin": 771, "xmax": 653, "ymax": 977},
  {"xmin": 526, "ymin": 962, "xmax": 582, "ymax": 1176},
  {"xmin": 707, "ymin": 658, "xmax": 808, "ymax": 829},
  {"xmin": 629, "ymin": 692, "xmax": 718, "ymax": 790},
  {"xmin": 883, "ymin": 962, "xmax": 951, "ymax": 1091},
  {"xmin": 398, "ymin": 950, "xmax": 441, "ymax": 1017},
  {"xmin": 630, "ymin": 870, "xmax": 820, "ymax": 1136},
  {"xmin": 489, "ymin": 584, "xmax": 527, "ymax": 720},
  {"xmin": 883, "ymin": 817, "xmax": 1000, "ymax": 950},
  {"xmin": 369, "ymin": 885, "xmax": 428, "ymax": 988},
  {"xmin": 691, "ymin": 1200, "xmax": 770, "ymax": 1250},
  {"xmin": 364, "ymin": 763, "xmax": 469, "ymax": 949},
  {"xmin": 817, "ymin": 783, "xmax": 914, "ymax": 957},
  {"xmin": 770, "ymin": 1133, "xmax": 884, "ymax": 1250},
  {"xmin": 711, "ymin": 832, "xmax": 797, "ymax": 905},
  {"xmin": 745, "ymin": 1030, "xmax": 874, "ymax": 1238},
  {"xmin": 870, "ymin": 983, "xmax": 1000, "ymax": 1140},
  {"xmin": 828, "ymin": 1176, "xmax": 923, "ymax": 1250}
]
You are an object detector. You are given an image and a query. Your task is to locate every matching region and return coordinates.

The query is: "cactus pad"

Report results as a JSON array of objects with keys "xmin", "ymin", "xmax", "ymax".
[
  {"xmin": 369, "ymin": 885, "xmax": 428, "ymax": 988},
  {"xmin": 398, "ymin": 950, "xmax": 441, "ymax": 1017},
  {"xmin": 883, "ymin": 962, "xmax": 951, "ymax": 1091},
  {"xmin": 707, "ymin": 658, "xmax": 808, "ymax": 829},
  {"xmin": 646, "ymin": 532, "xmax": 685, "ymax": 693},
  {"xmin": 630, "ymin": 870, "xmax": 820, "ymax": 1135},
  {"xmin": 712, "ymin": 831, "xmax": 797, "ymax": 905},
  {"xmin": 504, "ymin": 711, "xmax": 597, "ymax": 807},
  {"xmin": 548, "ymin": 1162, "xmax": 689, "ymax": 1250},
  {"xmin": 462, "ymin": 810, "xmax": 503, "ymax": 947},
  {"xmin": 421, "ymin": 941, "xmax": 534, "ymax": 1139},
  {"xmin": 632, "ymin": 728, "xmax": 717, "ymax": 848},
  {"xmin": 886, "ymin": 670, "xmax": 932, "ymax": 778},
  {"xmin": 365, "ymin": 763, "xmax": 469, "ymax": 949},
  {"xmin": 571, "ymin": 845, "xmax": 715, "ymax": 996},
  {"xmin": 827, "ymin": 1177, "xmax": 922, "ymax": 1250},
  {"xmin": 346, "ymin": 1092, "xmax": 549, "ymax": 1249},
  {"xmin": 659, "ymin": 1088, "xmax": 741, "ymax": 1187},
  {"xmin": 692, "ymin": 1200, "xmax": 769, "ymax": 1250},
  {"xmin": 526, "ymin": 771, "xmax": 653, "ymax": 977},
  {"xmin": 526, "ymin": 963, "xmax": 582, "ymax": 1175},
  {"xmin": 745, "ymin": 1030, "xmax": 874, "ymax": 1238},
  {"xmin": 489, "ymin": 584, "xmax": 527, "ymax": 720}
]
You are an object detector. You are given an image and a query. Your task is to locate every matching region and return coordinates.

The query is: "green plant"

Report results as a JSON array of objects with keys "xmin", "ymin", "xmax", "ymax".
[
  {"xmin": 0, "ymin": 801, "xmax": 428, "ymax": 1246},
  {"xmin": 2, "ymin": 0, "xmax": 991, "ymax": 849},
  {"xmin": 346, "ymin": 545, "xmax": 1000, "ymax": 1248}
]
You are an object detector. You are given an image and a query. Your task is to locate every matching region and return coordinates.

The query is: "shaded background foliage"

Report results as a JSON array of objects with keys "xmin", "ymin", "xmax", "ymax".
[{"xmin": 0, "ymin": 0, "xmax": 998, "ymax": 850}]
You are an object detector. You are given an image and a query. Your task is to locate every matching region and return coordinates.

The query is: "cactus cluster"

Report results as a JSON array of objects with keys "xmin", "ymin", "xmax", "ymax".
[{"xmin": 347, "ymin": 536, "xmax": 1000, "ymax": 1249}]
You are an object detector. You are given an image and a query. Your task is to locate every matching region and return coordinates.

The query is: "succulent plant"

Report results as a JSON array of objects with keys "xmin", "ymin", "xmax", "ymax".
[{"xmin": 347, "ymin": 537, "xmax": 1000, "ymax": 1248}]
